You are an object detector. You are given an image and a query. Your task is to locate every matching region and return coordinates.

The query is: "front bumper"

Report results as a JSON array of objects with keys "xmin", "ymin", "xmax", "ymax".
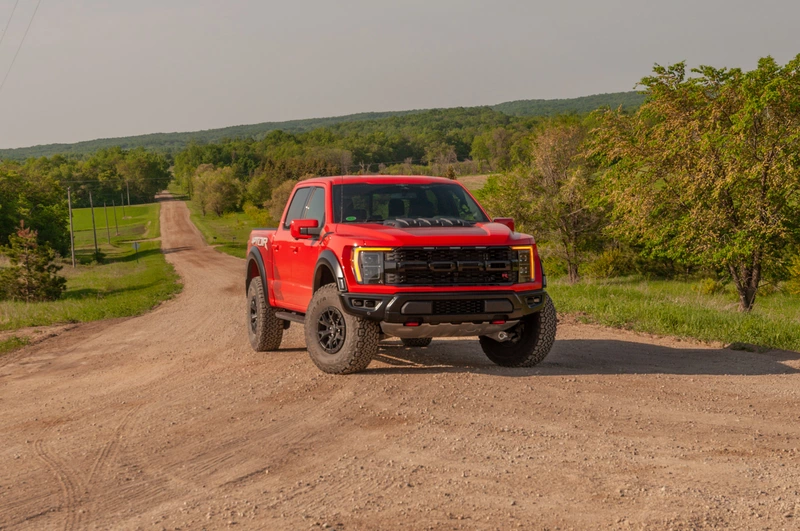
[{"xmin": 339, "ymin": 289, "xmax": 547, "ymax": 324}]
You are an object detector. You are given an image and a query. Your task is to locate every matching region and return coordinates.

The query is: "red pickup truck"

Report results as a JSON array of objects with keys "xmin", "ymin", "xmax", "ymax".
[{"xmin": 245, "ymin": 175, "xmax": 556, "ymax": 374}]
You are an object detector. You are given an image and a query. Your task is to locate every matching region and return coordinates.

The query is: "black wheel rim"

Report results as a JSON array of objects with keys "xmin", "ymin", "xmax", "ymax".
[
  {"xmin": 249, "ymin": 296, "xmax": 258, "ymax": 334},
  {"xmin": 317, "ymin": 307, "xmax": 345, "ymax": 354}
]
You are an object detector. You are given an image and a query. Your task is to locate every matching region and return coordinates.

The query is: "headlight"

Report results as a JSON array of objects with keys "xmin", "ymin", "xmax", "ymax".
[
  {"xmin": 352, "ymin": 247, "xmax": 392, "ymax": 284},
  {"xmin": 512, "ymin": 245, "xmax": 534, "ymax": 283}
]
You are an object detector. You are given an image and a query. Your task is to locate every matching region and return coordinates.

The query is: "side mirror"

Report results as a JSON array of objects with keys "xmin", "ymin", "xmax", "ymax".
[
  {"xmin": 493, "ymin": 217, "xmax": 515, "ymax": 232},
  {"xmin": 290, "ymin": 219, "xmax": 321, "ymax": 239}
]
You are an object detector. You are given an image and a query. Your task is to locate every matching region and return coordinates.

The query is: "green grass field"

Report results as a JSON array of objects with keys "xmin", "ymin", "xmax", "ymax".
[
  {"xmin": 548, "ymin": 277, "xmax": 800, "ymax": 352},
  {"xmin": 0, "ymin": 202, "xmax": 181, "ymax": 334},
  {"xmin": 187, "ymin": 203, "xmax": 261, "ymax": 258},
  {"xmin": 71, "ymin": 202, "xmax": 160, "ymax": 260}
]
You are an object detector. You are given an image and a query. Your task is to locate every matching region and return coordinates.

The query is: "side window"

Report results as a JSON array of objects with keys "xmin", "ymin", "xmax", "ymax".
[
  {"xmin": 303, "ymin": 187, "xmax": 326, "ymax": 226},
  {"xmin": 283, "ymin": 187, "xmax": 312, "ymax": 229}
]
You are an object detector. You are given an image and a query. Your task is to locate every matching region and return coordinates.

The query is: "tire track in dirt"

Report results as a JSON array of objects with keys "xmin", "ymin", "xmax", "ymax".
[
  {"xmin": 86, "ymin": 405, "xmax": 141, "ymax": 486},
  {"xmin": 33, "ymin": 439, "xmax": 83, "ymax": 531}
]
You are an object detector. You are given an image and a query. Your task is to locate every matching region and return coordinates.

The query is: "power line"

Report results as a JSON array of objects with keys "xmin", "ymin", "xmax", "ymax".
[
  {"xmin": 0, "ymin": 0, "xmax": 21, "ymax": 50},
  {"xmin": 0, "ymin": 0, "xmax": 42, "ymax": 97}
]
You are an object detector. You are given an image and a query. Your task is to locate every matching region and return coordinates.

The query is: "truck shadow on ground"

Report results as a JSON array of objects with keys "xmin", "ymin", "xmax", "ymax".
[{"xmin": 369, "ymin": 339, "xmax": 800, "ymax": 376}]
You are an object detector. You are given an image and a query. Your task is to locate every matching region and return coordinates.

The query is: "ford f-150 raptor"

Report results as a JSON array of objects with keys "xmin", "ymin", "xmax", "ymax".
[{"xmin": 245, "ymin": 175, "xmax": 556, "ymax": 374}]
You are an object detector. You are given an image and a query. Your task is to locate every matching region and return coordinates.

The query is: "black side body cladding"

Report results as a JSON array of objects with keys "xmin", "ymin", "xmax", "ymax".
[
  {"xmin": 314, "ymin": 250, "xmax": 348, "ymax": 292},
  {"xmin": 246, "ymin": 247, "xmax": 268, "ymax": 297}
]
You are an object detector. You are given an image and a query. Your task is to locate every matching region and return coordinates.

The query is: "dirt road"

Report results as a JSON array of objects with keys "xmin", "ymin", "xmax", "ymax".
[{"xmin": 1, "ymin": 197, "xmax": 799, "ymax": 530}]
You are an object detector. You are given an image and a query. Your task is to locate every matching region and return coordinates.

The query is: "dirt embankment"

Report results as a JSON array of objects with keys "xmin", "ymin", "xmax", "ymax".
[{"xmin": 1, "ymin": 196, "xmax": 798, "ymax": 530}]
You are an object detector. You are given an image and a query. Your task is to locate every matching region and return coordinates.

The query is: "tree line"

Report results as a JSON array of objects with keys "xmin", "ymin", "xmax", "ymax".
[{"xmin": 480, "ymin": 55, "xmax": 800, "ymax": 311}]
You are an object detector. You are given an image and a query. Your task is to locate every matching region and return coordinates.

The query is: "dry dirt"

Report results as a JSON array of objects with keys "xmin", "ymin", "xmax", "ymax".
[{"xmin": 1, "ymin": 197, "xmax": 799, "ymax": 531}]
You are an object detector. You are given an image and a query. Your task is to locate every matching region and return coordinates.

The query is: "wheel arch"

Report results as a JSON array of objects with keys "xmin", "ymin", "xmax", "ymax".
[
  {"xmin": 246, "ymin": 248, "xmax": 268, "ymax": 297},
  {"xmin": 314, "ymin": 250, "xmax": 348, "ymax": 293}
]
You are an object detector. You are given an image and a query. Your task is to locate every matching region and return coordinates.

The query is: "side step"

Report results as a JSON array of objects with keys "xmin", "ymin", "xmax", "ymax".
[{"xmin": 275, "ymin": 311, "xmax": 305, "ymax": 324}]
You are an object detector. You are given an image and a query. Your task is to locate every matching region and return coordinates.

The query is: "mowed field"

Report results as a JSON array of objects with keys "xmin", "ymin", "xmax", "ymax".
[
  {"xmin": 0, "ymin": 202, "xmax": 180, "ymax": 347},
  {"xmin": 0, "ymin": 196, "xmax": 799, "ymax": 530}
]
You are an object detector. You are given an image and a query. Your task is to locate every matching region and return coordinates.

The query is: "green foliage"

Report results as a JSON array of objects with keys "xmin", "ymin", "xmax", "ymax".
[
  {"xmin": 0, "ymin": 223, "xmax": 66, "ymax": 302},
  {"xmin": 787, "ymin": 256, "xmax": 800, "ymax": 296},
  {"xmin": 584, "ymin": 248, "xmax": 636, "ymax": 279},
  {"xmin": 479, "ymin": 118, "xmax": 605, "ymax": 282},
  {"xmin": 697, "ymin": 278, "xmax": 726, "ymax": 296},
  {"xmin": 549, "ymin": 277, "xmax": 800, "ymax": 352},
  {"xmin": 0, "ymin": 240, "xmax": 181, "ymax": 331},
  {"xmin": 492, "ymin": 91, "xmax": 646, "ymax": 117},
  {"xmin": 0, "ymin": 336, "xmax": 29, "ymax": 354},
  {"xmin": 0, "ymin": 92, "xmax": 645, "ymax": 160},
  {"xmin": 0, "ymin": 159, "xmax": 70, "ymax": 254},
  {"xmin": 193, "ymin": 166, "xmax": 243, "ymax": 216},
  {"xmin": 264, "ymin": 179, "xmax": 297, "ymax": 221},
  {"xmin": 187, "ymin": 201, "xmax": 268, "ymax": 258},
  {"xmin": 594, "ymin": 55, "xmax": 800, "ymax": 311}
]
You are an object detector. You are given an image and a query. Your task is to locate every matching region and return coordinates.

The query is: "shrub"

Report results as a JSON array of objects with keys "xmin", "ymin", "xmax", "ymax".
[
  {"xmin": 0, "ymin": 222, "xmax": 66, "ymax": 302},
  {"xmin": 696, "ymin": 278, "xmax": 725, "ymax": 296},
  {"xmin": 787, "ymin": 256, "xmax": 800, "ymax": 296}
]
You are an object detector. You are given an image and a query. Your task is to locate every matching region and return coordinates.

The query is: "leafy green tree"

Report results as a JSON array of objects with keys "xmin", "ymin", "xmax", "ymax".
[
  {"xmin": 480, "ymin": 119, "xmax": 603, "ymax": 282},
  {"xmin": 193, "ymin": 166, "xmax": 242, "ymax": 216},
  {"xmin": 266, "ymin": 179, "xmax": 298, "ymax": 221},
  {"xmin": 0, "ymin": 222, "xmax": 66, "ymax": 302},
  {"xmin": 594, "ymin": 56, "xmax": 800, "ymax": 311}
]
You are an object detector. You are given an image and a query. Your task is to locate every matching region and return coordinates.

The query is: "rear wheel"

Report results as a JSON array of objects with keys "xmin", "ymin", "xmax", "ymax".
[
  {"xmin": 479, "ymin": 295, "xmax": 556, "ymax": 367},
  {"xmin": 247, "ymin": 280, "xmax": 283, "ymax": 351},
  {"xmin": 401, "ymin": 338, "xmax": 432, "ymax": 348},
  {"xmin": 304, "ymin": 284, "xmax": 380, "ymax": 374}
]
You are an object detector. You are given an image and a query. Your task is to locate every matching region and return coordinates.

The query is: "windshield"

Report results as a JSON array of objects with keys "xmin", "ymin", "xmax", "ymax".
[{"xmin": 332, "ymin": 182, "xmax": 489, "ymax": 225}]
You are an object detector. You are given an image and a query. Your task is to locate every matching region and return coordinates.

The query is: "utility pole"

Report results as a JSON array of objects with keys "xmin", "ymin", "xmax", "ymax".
[
  {"xmin": 126, "ymin": 181, "xmax": 131, "ymax": 206},
  {"xmin": 112, "ymin": 199, "xmax": 119, "ymax": 235},
  {"xmin": 67, "ymin": 187, "xmax": 76, "ymax": 268},
  {"xmin": 104, "ymin": 202, "xmax": 111, "ymax": 244},
  {"xmin": 89, "ymin": 190, "xmax": 99, "ymax": 260},
  {"xmin": 121, "ymin": 193, "xmax": 126, "ymax": 217}
]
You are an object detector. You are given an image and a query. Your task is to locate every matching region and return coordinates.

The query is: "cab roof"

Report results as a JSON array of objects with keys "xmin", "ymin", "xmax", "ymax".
[{"xmin": 300, "ymin": 175, "xmax": 459, "ymax": 186}]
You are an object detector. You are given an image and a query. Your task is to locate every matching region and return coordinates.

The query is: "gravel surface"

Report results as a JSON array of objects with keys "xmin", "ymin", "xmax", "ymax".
[{"xmin": 1, "ymin": 196, "xmax": 798, "ymax": 530}]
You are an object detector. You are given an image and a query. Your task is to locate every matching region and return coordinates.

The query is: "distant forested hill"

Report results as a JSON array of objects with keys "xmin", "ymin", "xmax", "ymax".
[
  {"xmin": 491, "ymin": 91, "xmax": 645, "ymax": 116},
  {"xmin": 0, "ymin": 91, "xmax": 644, "ymax": 160}
]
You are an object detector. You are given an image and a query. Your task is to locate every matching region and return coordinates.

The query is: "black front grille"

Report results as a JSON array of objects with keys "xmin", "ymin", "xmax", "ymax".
[
  {"xmin": 432, "ymin": 299, "xmax": 483, "ymax": 315},
  {"xmin": 384, "ymin": 247, "xmax": 515, "ymax": 286}
]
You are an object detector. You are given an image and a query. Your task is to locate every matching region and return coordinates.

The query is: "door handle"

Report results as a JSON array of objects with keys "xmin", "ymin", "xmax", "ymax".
[
  {"xmin": 272, "ymin": 244, "xmax": 280, "ymax": 251},
  {"xmin": 290, "ymin": 245, "xmax": 299, "ymax": 253}
]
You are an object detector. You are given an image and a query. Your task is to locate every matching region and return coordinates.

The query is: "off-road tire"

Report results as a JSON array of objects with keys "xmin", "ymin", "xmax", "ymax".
[
  {"xmin": 401, "ymin": 338, "xmax": 433, "ymax": 348},
  {"xmin": 247, "ymin": 280, "xmax": 283, "ymax": 352},
  {"xmin": 304, "ymin": 284, "xmax": 380, "ymax": 374},
  {"xmin": 479, "ymin": 295, "xmax": 557, "ymax": 367}
]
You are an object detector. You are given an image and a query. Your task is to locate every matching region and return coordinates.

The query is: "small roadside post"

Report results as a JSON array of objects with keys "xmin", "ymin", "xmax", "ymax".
[
  {"xmin": 104, "ymin": 203, "xmax": 111, "ymax": 244},
  {"xmin": 89, "ymin": 190, "xmax": 99, "ymax": 261},
  {"xmin": 112, "ymin": 199, "xmax": 119, "ymax": 235},
  {"xmin": 67, "ymin": 187, "xmax": 76, "ymax": 268},
  {"xmin": 132, "ymin": 241, "xmax": 140, "ymax": 262}
]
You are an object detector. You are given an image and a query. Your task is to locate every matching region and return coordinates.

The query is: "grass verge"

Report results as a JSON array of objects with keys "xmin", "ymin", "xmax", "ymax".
[
  {"xmin": 0, "ymin": 336, "xmax": 29, "ymax": 354},
  {"xmin": 186, "ymin": 201, "xmax": 273, "ymax": 259},
  {"xmin": 548, "ymin": 277, "xmax": 800, "ymax": 352},
  {"xmin": 0, "ymin": 202, "xmax": 181, "ymax": 334}
]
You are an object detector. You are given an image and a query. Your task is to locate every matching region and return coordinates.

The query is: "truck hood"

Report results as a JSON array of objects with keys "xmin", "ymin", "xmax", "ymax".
[{"xmin": 333, "ymin": 222, "xmax": 533, "ymax": 247}]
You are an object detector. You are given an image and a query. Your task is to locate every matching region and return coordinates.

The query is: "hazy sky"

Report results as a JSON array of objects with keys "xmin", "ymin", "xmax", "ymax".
[{"xmin": 0, "ymin": 0, "xmax": 797, "ymax": 149}]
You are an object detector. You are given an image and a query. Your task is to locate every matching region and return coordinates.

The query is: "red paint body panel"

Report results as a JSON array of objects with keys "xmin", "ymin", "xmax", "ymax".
[{"xmin": 247, "ymin": 176, "xmax": 544, "ymax": 314}]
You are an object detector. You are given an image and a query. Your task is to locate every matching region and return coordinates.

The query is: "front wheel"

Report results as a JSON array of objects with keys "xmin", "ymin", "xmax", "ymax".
[
  {"xmin": 304, "ymin": 284, "xmax": 380, "ymax": 374},
  {"xmin": 479, "ymin": 295, "xmax": 557, "ymax": 367}
]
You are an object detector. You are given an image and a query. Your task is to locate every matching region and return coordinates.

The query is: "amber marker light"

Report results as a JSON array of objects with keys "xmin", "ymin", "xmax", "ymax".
[
  {"xmin": 511, "ymin": 245, "xmax": 535, "ymax": 283},
  {"xmin": 352, "ymin": 247, "xmax": 393, "ymax": 284}
]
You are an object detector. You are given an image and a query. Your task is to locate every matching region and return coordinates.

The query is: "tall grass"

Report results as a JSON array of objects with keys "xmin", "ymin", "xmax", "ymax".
[
  {"xmin": 0, "ymin": 203, "xmax": 181, "ymax": 332},
  {"xmin": 548, "ymin": 277, "xmax": 800, "ymax": 352}
]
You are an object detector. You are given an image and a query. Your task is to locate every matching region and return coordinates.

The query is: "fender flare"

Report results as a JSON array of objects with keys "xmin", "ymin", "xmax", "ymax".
[
  {"xmin": 314, "ymin": 249, "xmax": 348, "ymax": 293},
  {"xmin": 246, "ymin": 247, "xmax": 268, "ymax": 297}
]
